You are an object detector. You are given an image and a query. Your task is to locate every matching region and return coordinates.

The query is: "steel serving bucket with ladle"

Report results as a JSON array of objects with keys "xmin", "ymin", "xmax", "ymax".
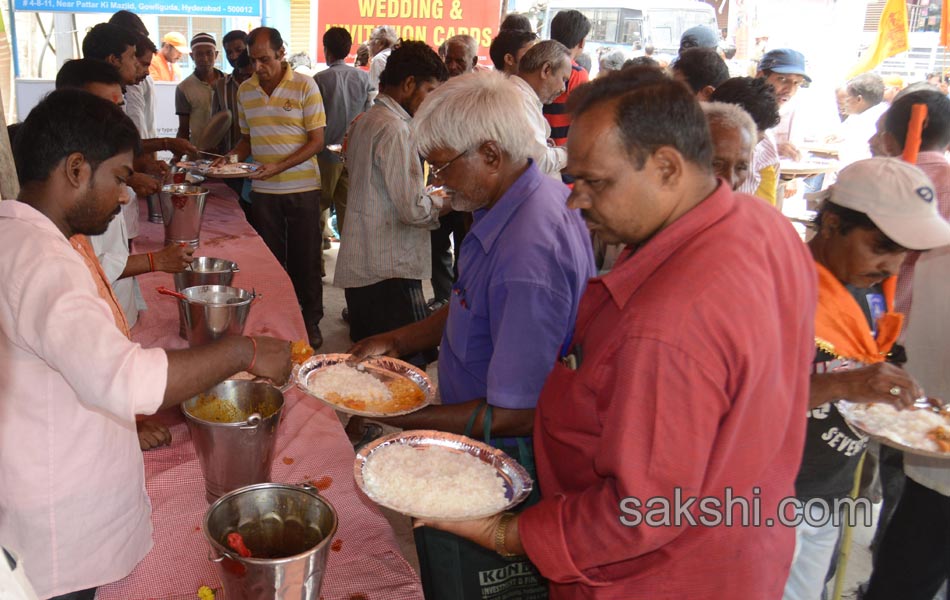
[
  {"xmin": 157, "ymin": 284, "xmax": 257, "ymax": 346},
  {"xmin": 182, "ymin": 380, "xmax": 284, "ymax": 502},
  {"xmin": 203, "ymin": 482, "xmax": 338, "ymax": 599}
]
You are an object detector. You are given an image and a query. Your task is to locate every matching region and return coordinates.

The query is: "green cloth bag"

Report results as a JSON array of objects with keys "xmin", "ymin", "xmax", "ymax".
[{"xmin": 413, "ymin": 403, "xmax": 549, "ymax": 599}]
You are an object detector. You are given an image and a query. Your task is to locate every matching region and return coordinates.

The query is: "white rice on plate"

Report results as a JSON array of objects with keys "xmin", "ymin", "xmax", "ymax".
[
  {"xmin": 306, "ymin": 363, "xmax": 392, "ymax": 406},
  {"xmin": 363, "ymin": 444, "xmax": 508, "ymax": 518},
  {"xmin": 841, "ymin": 401, "xmax": 950, "ymax": 452}
]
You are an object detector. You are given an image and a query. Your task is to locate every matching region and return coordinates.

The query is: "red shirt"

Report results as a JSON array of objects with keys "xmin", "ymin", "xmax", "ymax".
[
  {"xmin": 542, "ymin": 61, "xmax": 588, "ymax": 147},
  {"xmin": 518, "ymin": 183, "xmax": 817, "ymax": 599}
]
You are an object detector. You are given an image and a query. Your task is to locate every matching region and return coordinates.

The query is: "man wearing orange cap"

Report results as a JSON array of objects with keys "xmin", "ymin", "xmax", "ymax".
[{"xmin": 150, "ymin": 31, "xmax": 188, "ymax": 82}]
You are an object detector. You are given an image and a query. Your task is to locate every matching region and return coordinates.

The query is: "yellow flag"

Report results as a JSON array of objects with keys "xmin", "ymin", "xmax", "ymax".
[{"xmin": 848, "ymin": 0, "xmax": 908, "ymax": 78}]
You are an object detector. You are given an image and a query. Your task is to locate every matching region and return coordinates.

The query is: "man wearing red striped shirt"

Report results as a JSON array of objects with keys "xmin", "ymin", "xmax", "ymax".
[{"xmin": 542, "ymin": 9, "xmax": 590, "ymax": 148}]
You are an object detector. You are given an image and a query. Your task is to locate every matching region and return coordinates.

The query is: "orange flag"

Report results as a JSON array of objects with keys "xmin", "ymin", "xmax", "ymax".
[
  {"xmin": 941, "ymin": 0, "xmax": 950, "ymax": 48},
  {"xmin": 848, "ymin": 0, "xmax": 909, "ymax": 78}
]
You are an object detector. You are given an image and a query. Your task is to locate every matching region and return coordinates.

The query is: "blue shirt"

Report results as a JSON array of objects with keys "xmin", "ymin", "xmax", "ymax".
[{"xmin": 438, "ymin": 162, "xmax": 596, "ymax": 409}]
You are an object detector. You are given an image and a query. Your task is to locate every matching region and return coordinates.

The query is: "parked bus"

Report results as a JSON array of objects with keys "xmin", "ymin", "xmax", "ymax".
[{"xmin": 542, "ymin": 0, "xmax": 718, "ymax": 75}]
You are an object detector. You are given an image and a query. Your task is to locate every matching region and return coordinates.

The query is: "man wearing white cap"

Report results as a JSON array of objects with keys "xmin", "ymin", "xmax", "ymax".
[
  {"xmin": 176, "ymin": 33, "xmax": 224, "ymax": 147},
  {"xmin": 150, "ymin": 31, "xmax": 188, "ymax": 82},
  {"xmin": 783, "ymin": 157, "xmax": 950, "ymax": 600}
]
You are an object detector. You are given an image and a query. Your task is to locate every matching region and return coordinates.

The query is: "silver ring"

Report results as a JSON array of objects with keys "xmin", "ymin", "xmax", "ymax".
[{"xmin": 889, "ymin": 386, "xmax": 902, "ymax": 396}]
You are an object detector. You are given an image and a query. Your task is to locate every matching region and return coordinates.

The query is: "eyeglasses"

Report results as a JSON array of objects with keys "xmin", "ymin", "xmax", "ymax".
[{"xmin": 427, "ymin": 148, "xmax": 470, "ymax": 179}]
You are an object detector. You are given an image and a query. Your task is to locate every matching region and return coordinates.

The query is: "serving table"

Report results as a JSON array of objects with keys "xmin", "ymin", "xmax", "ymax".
[{"xmin": 96, "ymin": 185, "xmax": 423, "ymax": 600}]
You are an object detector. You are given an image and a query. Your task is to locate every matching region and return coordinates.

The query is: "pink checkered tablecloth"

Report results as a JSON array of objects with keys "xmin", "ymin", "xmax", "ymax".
[{"xmin": 95, "ymin": 187, "xmax": 422, "ymax": 600}]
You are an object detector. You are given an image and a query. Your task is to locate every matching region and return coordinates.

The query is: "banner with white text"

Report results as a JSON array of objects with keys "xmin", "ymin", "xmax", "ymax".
[{"xmin": 318, "ymin": 0, "xmax": 502, "ymax": 65}]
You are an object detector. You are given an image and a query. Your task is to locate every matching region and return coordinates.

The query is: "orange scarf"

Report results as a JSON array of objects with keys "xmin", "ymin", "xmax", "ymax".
[
  {"xmin": 814, "ymin": 261, "xmax": 902, "ymax": 363},
  {"xmin": 70, "ymin": 234, "xmax": 132, "ymax": 340}
]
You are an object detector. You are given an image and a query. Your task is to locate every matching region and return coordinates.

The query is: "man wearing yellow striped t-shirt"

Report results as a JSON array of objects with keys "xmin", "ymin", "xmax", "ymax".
[{"xmin": 222, "ymin": 27, "xmax": 326, "ymax": 347}]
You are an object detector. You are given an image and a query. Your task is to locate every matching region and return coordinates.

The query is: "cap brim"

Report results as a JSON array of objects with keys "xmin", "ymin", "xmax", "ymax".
[
  {"xmin": 173, "ymin": 44, "xmax": 191, "ymax": 53},
  {"xmin": 768, "ymin": 65, "xmax": 812, "ymax": 83},
  {"xmin": 869, "ymin": 212, "xmax": 950, "ymax": 251}
]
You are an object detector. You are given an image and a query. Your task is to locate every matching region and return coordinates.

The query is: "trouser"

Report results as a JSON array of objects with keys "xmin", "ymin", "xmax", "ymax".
[
  {"xmin": 783, "ymin": 503, "xmax": 841, "ymax": 600},
  {"xmin": 317, "ymin": 157, "xmax": 348, "ymax": 236},
  {"xmin": 344, "ymin": 278, "xmax": 433, "ymax": 367},
  {"xmin": 865, "ymin": 477, "xmax": 950, "ymax": 600},
  {"xmin": 50, "ymin": 589, "xmax": 97, "ymax": 600},
  {"xmin": 870, "ymin": 445, "xmax": 905, "ymax": 559},
  {"xmin": 250, "ymin": 190, "xmax": 324, "ymax": 327},
  {"xmin": 430, "ymin": 211, "xmax": 467, "ymax": 303},
  {"xmin": 223, "ymin": 177, "xmax": 253, "ymax": 227}
]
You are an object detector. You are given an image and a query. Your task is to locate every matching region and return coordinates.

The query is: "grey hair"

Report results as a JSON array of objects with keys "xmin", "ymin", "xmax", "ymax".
[
  {"xmin": 519, "ymin": 39, "xmax": 570, "ymax": 75},
  {"xmin": 446, "ymin": 34, "xmax": 478, "ymax": 58},
  {"xmin": 599, "ymin": 49, "xmax": 626, "ymax": 73},
  {"xmin": 371, "ymin": 25, "xmax": 398, "ymax": 48},
  {"xmin": 413, "ymin": 70, "xmax": 536, "ymax": 163},
  {"xmin": 702, "ymin": 101, "xmax": 757, "ymax": 145}
]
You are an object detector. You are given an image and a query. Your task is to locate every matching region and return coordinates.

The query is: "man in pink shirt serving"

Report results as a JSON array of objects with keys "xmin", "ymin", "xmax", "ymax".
[{"xmin": 0, "ymin": 90, "xmax": 291, "ymax": 600}]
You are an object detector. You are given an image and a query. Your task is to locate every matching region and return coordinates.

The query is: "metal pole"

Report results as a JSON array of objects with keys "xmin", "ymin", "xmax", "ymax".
[
  {"xmin": 6, "ymin": 0, "xmax": 18, "ymax": 77},
  {"xmin": 52, "ymin": 12, "xmax": 73, "ymax": 69}
]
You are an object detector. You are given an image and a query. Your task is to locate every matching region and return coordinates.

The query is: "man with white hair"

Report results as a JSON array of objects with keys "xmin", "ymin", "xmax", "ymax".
[
  {"xmin": 368, "ymin": 25, "xmax": 398, "ymax": 91},
  {"xmin": 598, "ymin": 48, "xmax": 626, "ymax": 76},
  {"xmin": 512, "ymin": 40, "xmax": 572, "ymax": 177},
  {"xmin": 349, "ymin": 75, "xmax": 593, "ymax": 596},
  {"xmin": 702, "ymin": 101, "xmax": 757, "ymax": 191},
  {"xmin": 443, "ymin": 34, "xmax": 478, "ymax": 77},
  {"xmin": 350, "ymin": 69, "xmax": 594, "ymax": 445}
]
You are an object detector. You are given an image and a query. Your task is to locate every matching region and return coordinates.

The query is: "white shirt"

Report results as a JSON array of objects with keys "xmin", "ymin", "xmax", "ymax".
[
  {"xmin": 369, "ymin": 47, "xmax": 391, "ymax": 92},
  {"xmin": 89, "ymin": 190, "xmax": 147, "ymax": 328},
  {"xmin": 836, "ymin": 102, "xmax": 888, "ymax": 168},
  {"xmin": 511, "ymin": 75, "xmax": 568, "ymax": 178},
  {"xmin": 124, "ymin": 77, "xmax": 157, "ymax": 139},
  {"xmin": 0, "ymin": 200, "xmax": 167, "ymax": 596},
  {"xmin": 901, "ymin": 246, "xmax": 950, "ymax": 496}
]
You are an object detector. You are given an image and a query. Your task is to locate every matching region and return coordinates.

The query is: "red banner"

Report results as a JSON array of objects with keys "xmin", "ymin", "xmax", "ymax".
[{"xmin": 317, "ymin": 0, "xmax": 503, "ymax": 65}]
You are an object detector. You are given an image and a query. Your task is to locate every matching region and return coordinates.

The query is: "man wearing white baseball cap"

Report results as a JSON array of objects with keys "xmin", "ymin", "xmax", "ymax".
[
  {"xmin": 784, "ymin": 157, "xmax": 950, "ymax": 600},
  {"xmin": 809, "ymin": 157, "xmax": 950, "ymax": 251}
]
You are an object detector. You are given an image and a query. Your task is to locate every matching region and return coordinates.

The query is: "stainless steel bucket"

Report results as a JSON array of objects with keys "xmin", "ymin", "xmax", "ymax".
[
  {"xmin": 204, "ymin": 483, "xmax": 338, "ymax": 600},
  {"xmin": 146, "ymin": 193, "xmax": 163, "ymax": 224},
  {"xmin": 178, "ymin": 284, "xmax": 254, "ymax": 346},
  {"xmin": 182, "ymin": 380, "xmax": 284, "ymax": 502},
  {"xmin": 159, "ymin": 184, "xmax": 209, "ymax": 248},
  {"xmin": 174, "ymin": 259, "xmax": 240, "ymax": 340},
  {"xmin": 174, "ymin": 257, "xmax": 240, "ymax": 290}
]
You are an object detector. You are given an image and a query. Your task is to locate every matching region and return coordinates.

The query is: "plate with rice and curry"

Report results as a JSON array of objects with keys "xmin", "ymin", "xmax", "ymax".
[{"xmin": 296, "ymin": 353, "xmax": 433, "ymax": 417}]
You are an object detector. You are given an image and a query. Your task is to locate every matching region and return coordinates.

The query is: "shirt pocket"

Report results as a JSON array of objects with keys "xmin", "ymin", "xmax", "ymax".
[
  {"xmin": 444, "ymin": 290, "xmax": 473, "ymax": 362},
  {"xmin": 539, "ymin": 359, "xmax": 607, "ymax": 439}
]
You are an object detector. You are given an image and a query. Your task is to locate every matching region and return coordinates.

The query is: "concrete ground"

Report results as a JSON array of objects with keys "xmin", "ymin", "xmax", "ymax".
[{"xmin": 320, "ymin": 243, "xmax": 917, "ymax": 597}]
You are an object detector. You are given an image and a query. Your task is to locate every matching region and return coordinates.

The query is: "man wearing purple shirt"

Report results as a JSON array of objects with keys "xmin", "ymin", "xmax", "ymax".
[{"xmin": 350, "ymin": 70, "xmax": 594, "ymax": 437}]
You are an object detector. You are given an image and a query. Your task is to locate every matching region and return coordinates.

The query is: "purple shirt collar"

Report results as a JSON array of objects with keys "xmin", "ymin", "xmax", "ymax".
[{"xmin": 469, "ymin": 160, "xmax": 542, "ymax": 254}]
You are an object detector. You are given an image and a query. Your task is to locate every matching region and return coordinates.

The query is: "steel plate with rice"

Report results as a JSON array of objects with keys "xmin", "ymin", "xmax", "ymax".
[
  {"xmin": 837, "ymin": 400, "xmax": 950, "ymax": 459},
  {"xmin": 296, "ymin": 354, "xmax": 433, "ymax": 417},
  {"xmin": 354, "ymin": 430, "xmax": 533, "ymax": 520}
]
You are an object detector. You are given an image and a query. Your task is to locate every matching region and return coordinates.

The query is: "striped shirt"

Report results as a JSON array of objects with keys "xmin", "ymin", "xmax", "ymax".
[
  {"xmin": 542, "ymin": 61, "xmax": 588, "ymax": 147},
  {"xmin": 238, "ymin": 64, "xmax": 326, "ymax": 194},
  {"xmin": 334, "ymin": 94, "xmax": 442, "ymax": 289},
  {"xmin": 738, "ymin": 135, "xmax": 780, "ymax": 205}
]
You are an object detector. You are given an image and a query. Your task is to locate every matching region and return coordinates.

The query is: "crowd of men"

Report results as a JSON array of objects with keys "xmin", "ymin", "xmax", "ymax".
[{"xmin": 1, "ymin": 9, "xmax": 949, "ymax": 600}]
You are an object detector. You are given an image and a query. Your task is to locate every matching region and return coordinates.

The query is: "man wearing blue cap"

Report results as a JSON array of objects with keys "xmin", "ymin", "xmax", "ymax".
[
  {"xmin": 679, "ymin": 24, "xmax": 719, "ymax": 54},
  {"xmin": 757, "ymin": 48, "xmax": 811, "ymax": 161}
]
